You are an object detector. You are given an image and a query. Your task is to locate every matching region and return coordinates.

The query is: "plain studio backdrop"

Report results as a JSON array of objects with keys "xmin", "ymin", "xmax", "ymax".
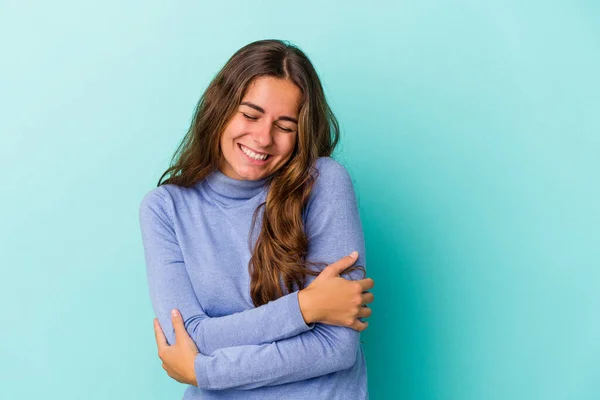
[{"xmin": 1, "ymin": 1, "xmax": 598, "ymax": 399}]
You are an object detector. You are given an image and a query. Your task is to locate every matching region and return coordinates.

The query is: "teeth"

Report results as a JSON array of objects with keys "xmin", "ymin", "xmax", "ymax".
[{"xmin": 240, "ymin": 144, "xmax": 268, "ymax": 160}]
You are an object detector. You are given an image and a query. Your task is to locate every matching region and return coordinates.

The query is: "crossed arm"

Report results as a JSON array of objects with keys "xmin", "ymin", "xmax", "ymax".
[{"xmin": 139, "ymin": 159, "xmax": 366, "ymax": 390}]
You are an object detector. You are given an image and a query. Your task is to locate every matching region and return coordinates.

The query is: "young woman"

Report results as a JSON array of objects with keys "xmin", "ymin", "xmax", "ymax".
[{"xmin": 139, "ymin": 39, "xmax": 375, "ymax": 399}]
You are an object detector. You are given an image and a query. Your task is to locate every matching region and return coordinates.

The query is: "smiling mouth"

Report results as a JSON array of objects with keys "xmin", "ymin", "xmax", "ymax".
[{"xmin": 238, "ymin": 143, "xmax": 271, "ymax": 161}]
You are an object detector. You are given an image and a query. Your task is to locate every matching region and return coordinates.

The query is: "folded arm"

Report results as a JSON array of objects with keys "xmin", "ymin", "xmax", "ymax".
[
  {"xmin": 194, "ymin": 321, "xmax": 360, "ymax": 390},
  {"xmin": 139, "ymin": 187, "xmax": 315, "ymax": 356}
]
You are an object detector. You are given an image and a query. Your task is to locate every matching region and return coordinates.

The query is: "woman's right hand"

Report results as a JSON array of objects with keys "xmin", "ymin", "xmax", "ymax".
[{"xmin": 298, "ymin": 252, "xmax": 375, "ymax": 331}]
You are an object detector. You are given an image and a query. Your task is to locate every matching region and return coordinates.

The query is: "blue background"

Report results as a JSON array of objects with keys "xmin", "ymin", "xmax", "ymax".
[{"xmin": 1, "ymin": 1, "xmax": 598, "ymax": 399}]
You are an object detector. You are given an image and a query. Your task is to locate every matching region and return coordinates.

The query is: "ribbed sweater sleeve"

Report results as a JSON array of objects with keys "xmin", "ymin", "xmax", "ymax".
[
  {"xmin": 139, "ymin": 190, "xmax": 315, "ymax": 356},
  {"xmin": 193, "ymin": 158, "xmax": 367, "ymax": 390}
]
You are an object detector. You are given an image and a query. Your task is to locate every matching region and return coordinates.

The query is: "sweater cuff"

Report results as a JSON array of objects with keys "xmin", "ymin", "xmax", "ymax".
[
  {"xmin": 290, "ymin": 290, "xmax": 316, "ymax": 331},
  {"xmin": 194, "ymin": 353, "xmax": 211, "ymax": 389}
]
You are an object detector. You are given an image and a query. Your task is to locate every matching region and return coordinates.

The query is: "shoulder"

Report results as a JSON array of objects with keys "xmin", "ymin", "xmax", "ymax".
[
  {"xmin": 314, "ymin": 156, "xmax": 349, "ymax": 175},
  {"xmin": 139, "ymin": 184, "xmax": 185, "ymax": 222},
  {"xmin": 303, "ymin": 157, "xmax": 362, "ymax": 233},
  {"xmin": 312, "ymin": 156, "xmax": 353, "ymax": 188},
  {"xmin": 311, "ymin": 156, "xmax": 355, "ymax": 193},
  {"xmin": 306, "ymin": 157, "xmax": 357, "ymax": 211},
  {"xmin": 140, "ymin": 184, "xmax": 176, "ymax": 207}
]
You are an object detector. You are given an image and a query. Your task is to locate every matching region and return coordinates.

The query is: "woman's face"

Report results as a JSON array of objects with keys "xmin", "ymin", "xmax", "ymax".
[{"xmin": 219, "ymin": 76, "xmax": 302, "ymax": 181}]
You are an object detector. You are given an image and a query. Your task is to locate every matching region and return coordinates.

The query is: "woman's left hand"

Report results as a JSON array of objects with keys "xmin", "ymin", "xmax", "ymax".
[{"xmin": 154, "ymin": 309, "xmax": 199, "ymax": 387}]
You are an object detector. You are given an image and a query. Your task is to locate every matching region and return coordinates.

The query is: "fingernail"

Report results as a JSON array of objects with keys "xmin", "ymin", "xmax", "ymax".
[
  {"xmin": 171, "ymin": 309, "xmax": 178, "ymax": 318},
  {"xmin": 350, "ymin": 251, "xmax": 358, "ymax": 258}
]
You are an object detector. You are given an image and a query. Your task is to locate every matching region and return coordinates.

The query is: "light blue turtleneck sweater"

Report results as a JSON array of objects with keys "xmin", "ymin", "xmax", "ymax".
[{"xmin": 138, "ymin": 157, "xmax": 368, "ymax": 399}]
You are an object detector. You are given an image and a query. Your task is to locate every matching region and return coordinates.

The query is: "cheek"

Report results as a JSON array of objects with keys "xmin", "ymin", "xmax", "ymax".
[
  {"xmin": 289, "ymin": 133, "xmax": 299, "ymax": 150},
  {"xmin": 279, "ymin": 134, "xmax": 297, "ymax": 156},
  {"xmin": 222, "ymin": 117, "xmax": 245, "ymax": 140},
  {"xmin": 220, "ymin": 127, "xmax": 237, "ymax": 155},
  {"xmin": 231, "ymin": 116, "xmax": 250, "ymax": 132}
]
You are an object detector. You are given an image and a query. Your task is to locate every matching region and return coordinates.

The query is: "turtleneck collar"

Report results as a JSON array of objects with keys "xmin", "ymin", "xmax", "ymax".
[{"xmin": 203, "ymin": 168, "xmax": 269, "ymax": 205}]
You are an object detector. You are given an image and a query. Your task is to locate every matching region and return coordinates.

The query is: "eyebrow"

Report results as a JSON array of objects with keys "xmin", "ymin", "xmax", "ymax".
[{"xmin": 240, "ymin": 101, "xmax": 298, "ymax": 124}]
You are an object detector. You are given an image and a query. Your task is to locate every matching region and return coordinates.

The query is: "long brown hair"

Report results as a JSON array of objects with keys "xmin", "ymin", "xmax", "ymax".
[{"xmin": 158, "ymin": 39, "xmax": 363, "ymax": 306}]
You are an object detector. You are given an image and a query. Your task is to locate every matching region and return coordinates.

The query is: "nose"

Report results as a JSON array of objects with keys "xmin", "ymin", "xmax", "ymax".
[{"xmin": 250, "ymin": 120, "xmax": 273, "ymax": 149}]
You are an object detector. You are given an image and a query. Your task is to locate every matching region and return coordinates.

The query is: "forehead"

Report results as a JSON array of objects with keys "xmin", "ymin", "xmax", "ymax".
[{"xmin": 242, "ymin": 76, "xmax": 302, "ymax": 114}]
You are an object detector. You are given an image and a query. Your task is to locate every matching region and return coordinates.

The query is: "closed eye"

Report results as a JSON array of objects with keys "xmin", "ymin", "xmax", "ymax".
[
  {"xmin": 276, "ymin": 125, "xmax": 294, "ymax": 133},
  {"xmin": 242, "ymin": 112, "xmax": 294, "ymax": 132},
  {"xmin": 242, "ymin": 113, "xmax": 259, "ymax": 121}
]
